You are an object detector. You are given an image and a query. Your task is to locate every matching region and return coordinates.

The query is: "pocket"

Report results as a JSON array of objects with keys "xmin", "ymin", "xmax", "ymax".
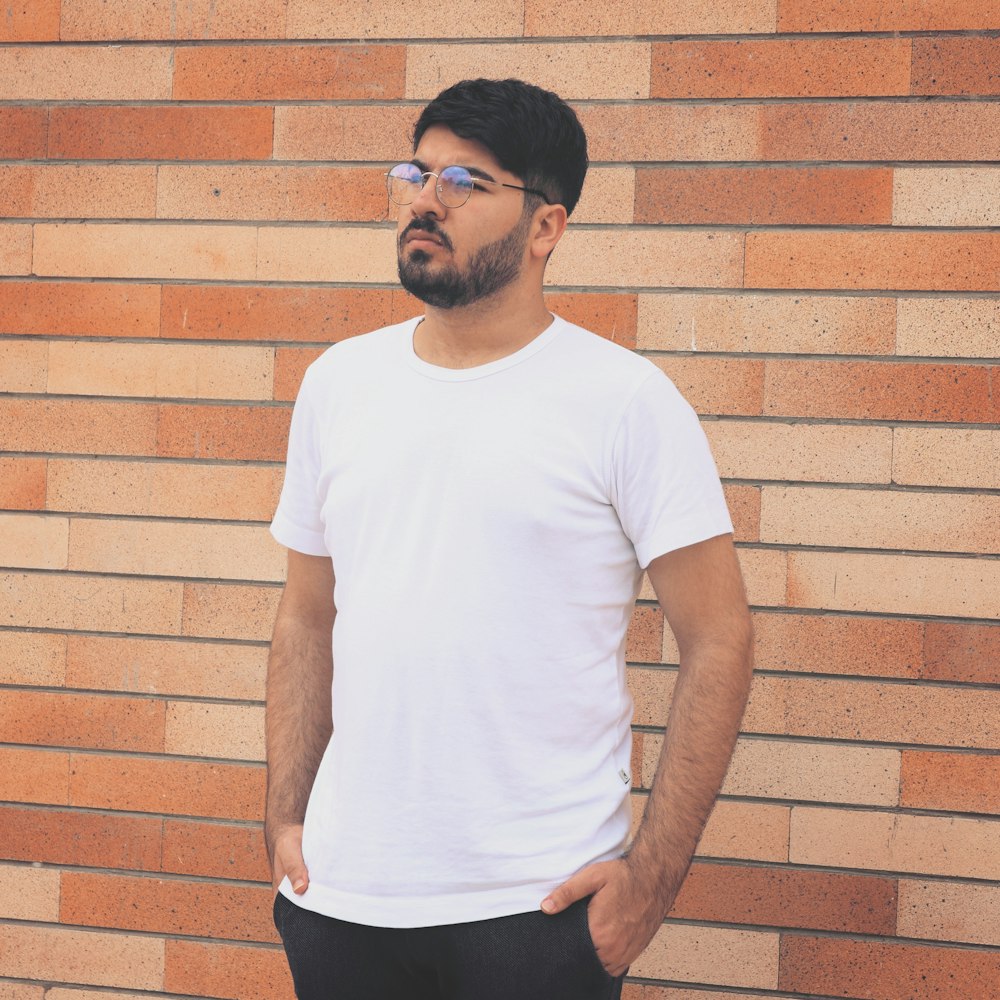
[
  {"xmin": 273, "ymin": 891, "xmax": 290, "ymax": 937},
  {"xmin": 575, "ymin": 898, "xmax": 610, "ymax": 978}
]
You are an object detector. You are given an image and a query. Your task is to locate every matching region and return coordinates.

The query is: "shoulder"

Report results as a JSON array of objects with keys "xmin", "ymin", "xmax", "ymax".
[{"xmin": 299, "ymin": 315, "xmax": 420, "ymax": 390}]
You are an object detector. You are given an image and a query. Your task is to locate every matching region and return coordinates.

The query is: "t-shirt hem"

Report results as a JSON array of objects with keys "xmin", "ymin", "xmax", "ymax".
[
  {"xmin": 270, "ymin": 515, "xmax": 328, "ymax": 557},
  {"xmin": 634, "ymin": 514, "xmax": 735, "ymax": 570}
]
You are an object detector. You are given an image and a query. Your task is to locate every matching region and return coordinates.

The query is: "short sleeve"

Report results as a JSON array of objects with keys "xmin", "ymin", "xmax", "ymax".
[
  {"xmin": 270, "ymin": 368, "xmax": 329, "ymax": 556},
  {"xmin": 610, "ymin": 369, "xmax": 732, "ymax": 569}
]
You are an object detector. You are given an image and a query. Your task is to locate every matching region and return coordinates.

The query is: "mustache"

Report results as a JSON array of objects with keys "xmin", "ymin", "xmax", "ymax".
[{"xmin": 400, "ymin": 218, "xmax": 453, "ymax": 252}]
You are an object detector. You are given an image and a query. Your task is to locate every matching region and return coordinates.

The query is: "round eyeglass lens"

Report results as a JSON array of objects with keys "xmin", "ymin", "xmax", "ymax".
[
  {"xmin": 437, "ymin": 166, "xmax": 475, "ymax": 208},
  {"xmin": 387, "ymin": 163, "xmax": 422, "ymax": 205}
]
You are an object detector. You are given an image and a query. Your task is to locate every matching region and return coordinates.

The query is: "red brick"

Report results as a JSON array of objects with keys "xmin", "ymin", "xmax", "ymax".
[
  {"xmin": 671, "ymin": 862, "xmax": 896, "ymax": 935},
  {"xmin": 0, "ymin": 805, "xmax": 162, "ymax": 870},
  {"xmin": 160, "ymin": 284, "xmax": 393, "ymax": 343},
  {"xmin": 48, "ymin": 105, "xmax": 273, "ymax": 160},
  {"xmin": 273, "ymin": 347, "xmax": 325, "ymax": 401},
  {"xmin": 746, "ymin": 232, "xmax": 1000, "ymax": 293},
  {"xmin": 763, "ymin": 360, "xmax": 996, "ymax": 423},
  {"xmin": 274, "ymin": 104, "xmax": 417, "ymax": 160},
  {"xmin": 165, "ymin": 940, "xmax": 293, "ymax": 1000},
  {"xmin": 635, "ymin": 167, "xmax": 892, "ymax": 226},
  {"xmin": 0, "ymin": 280, "xmax": 160, "ymax": 337},
  {"xmin": 156, "ymin": 404, "xmax": 291, "ymax": 461},
  {"xmin": 173, "ymin": 44, "xmax": 405, "ymax": 101},
  {"xmin": 725, "ymin": 485, "xmax": 761, "ymax": 543},
  {"xmin": 923, "ymin": 623, "xmax": 1000, "ymax": 685},
  {"xmin": 655, "ymin": 357, "xmax": 764, "ymax": 416},
  {"xmin": 162, "ymin": 819, "xmax": 270, "ymax": 882},
  {"xmin": 627, "ymin": 606, "xmax": 664, "ymax": 663},
  {"xmin": 0, "ymin": 399, "xmax": 158, "ymax": 455},
  {"xmin": 778, "ymin": 0, "xmax": 1000, "ymax": 31},
  {"xmin": 651, "ymin": 38, "xmax": 910, "ymax": 99},
  {"xmin": 70, "ymin": 754, "xmax": 265, "ymax": 821},
  {"xmin": 911, "ymin": 37, "xmax": 1000, "ymax": 96},
  {"xmin": 901, "ymin": 751, "xmax": 1000, "ymax": 814},
  {"xmin": 0, "ymin": 457, "xmax": 46, "ymax": 510},
  {"xmin": 779, "ymin": 934, "xmax": 1000, "ymax": 999},
  {"xmin": 545, "ymin": 293, "xmax": 639, "ymax": 348},
  {"xmin": 0, "ymin": 747, "xmax": 69, "ymax": 806},
  {"xmin": 0, "ymin": 0, "xmax": 60, "ymax": 40},
  {"xmin": 0, "ymin": 106, "xmax": 48, "ymax": 157},
  {"xmin": 61, "ymin": 872, "xmax": 276, "ymax": 943},
  {"xmin": 0, "ymin": 690, "xmax": 165, "ymax": 752}
]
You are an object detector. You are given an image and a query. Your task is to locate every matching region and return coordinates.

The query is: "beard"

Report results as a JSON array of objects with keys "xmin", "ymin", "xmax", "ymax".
[{"xmin": 397, "ymin": 212, "xmax": 531, "ymax": 309}]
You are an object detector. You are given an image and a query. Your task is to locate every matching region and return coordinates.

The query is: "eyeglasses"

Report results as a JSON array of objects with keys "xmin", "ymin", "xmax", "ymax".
[{"xmin": 386, "ymin": 162, "xmax": 552, "ymax": 209}]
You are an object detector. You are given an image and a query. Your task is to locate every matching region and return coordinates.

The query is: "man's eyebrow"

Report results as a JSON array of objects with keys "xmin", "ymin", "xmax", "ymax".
[{"xmin": 410, "ymin": 158, "xmax": 498, "ymax": 183}]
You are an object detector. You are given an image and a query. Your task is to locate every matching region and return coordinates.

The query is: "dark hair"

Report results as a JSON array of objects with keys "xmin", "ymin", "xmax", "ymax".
[{"xmin": 412, "ymin": 78, "xmax": 589, "ymax": 217}]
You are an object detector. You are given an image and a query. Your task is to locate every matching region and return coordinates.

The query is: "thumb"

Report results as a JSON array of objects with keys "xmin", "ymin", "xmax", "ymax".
[
  {"xmin": 540, "ymin": 862, "xmax": 611, "ymax": 915},
  {"xmin": 273, "ymin": 833, "xmax": 310, "ymax": 896}
]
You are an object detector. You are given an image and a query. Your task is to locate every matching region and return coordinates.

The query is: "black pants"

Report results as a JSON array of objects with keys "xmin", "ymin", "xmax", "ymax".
[{"xmin": 274, "ymin": 893, "xmax": 625, "ymax": 1000}]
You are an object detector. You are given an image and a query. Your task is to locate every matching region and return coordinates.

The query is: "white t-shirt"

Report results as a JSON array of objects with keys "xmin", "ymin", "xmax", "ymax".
[{"xmin": 270, "ymin": 314, "xmax": 732, "ymax": 927}]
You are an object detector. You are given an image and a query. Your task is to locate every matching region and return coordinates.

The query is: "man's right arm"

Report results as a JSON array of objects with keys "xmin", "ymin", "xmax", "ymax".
[{"xmin": 265, "ymin": 549, "xmax": 336, "ymax": 896}]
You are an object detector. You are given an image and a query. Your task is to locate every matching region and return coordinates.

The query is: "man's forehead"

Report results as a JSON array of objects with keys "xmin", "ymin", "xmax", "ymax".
[{"xmin": 412, "ymin": 124, "xmax": 505, "ymax": 175}]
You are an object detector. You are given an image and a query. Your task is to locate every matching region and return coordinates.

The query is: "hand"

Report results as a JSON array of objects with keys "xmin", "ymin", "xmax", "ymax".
[
  {"xmin": 269, "ymin": 823, "xmax": 309, "ymax": 898},
  {"xmin": 540, "ymin": 858, "xmax": 665, "ymax": 977}
]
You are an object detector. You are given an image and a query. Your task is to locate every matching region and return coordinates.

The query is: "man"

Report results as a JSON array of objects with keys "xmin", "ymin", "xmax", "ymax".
[{"xmin": 266, "ymin": 78, "xmax": 753, "ymax": 1000}]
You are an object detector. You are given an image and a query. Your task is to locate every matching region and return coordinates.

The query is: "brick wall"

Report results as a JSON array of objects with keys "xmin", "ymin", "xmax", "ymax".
[{"xmin": 1, "ymin": 2, "xmax": 998, "ymax": 997}]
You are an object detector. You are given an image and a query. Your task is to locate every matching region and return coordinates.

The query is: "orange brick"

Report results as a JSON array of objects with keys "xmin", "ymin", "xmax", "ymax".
[
  {"xmin": 157, "ymin": 165, "xmax": 386, "ymax": 223},
  {"xmin": 912, "ymin": 36, "xmax": 1000, "ymax": 96},
  {"xmin": 901, "ymin": 751, "xmax": 1000, "ymax": 814},
  {"xmin": 628, "ymin": 665, "xmax": 676, "ymax": 727},
  {"xmin": 752, "ymin": 612, "xmax": 922, "ymax": 679},
  {"xmin": 0, "ymin": 339, "xmax": 47, "ymax": 391},
  {"xmin": 0, "ymin": 223, "xmax": 32, "ymax": 274},
  {"xmin": 0, "ymin": 165, "xmax": 156, "ymax": 219},
  {"xmin": 61, "ymin": 0, "xmax": 287, "ymax": 39},
  {"xmin": 897, "ymin": 297, "xmax": 999, "ymax": 357},
  {"xmin": 49, "ymin": 105, "xmax": 273, "ymax": 160},
  {"xmin": 0, "ymin": 805, "xmax": 162, "ymax": 870},
  {"xmin": 47, "ymin": 459, "xmax": 283, "ymax": 520},
  {"xmin": 622, "ymin": 992, "xmax": 780, "ymax": 1000},
  {"xmin": 257, "ymin": 226, "xmax": 396, "ymax": 283},
  {"xmin": 0, "ymin": 512, "xmax": 69, "ymax": 569},
  {"xmin": 165, "ymin": 702, "xmax": 266, "ymax": 761},
  {"xmin": 274, "ymin": 104, "xmax": 417, "ymax": 160},
  {"xmin": 923, "ymin": 623, "xmax": 1000, "ymax": 685},
  {"xmin": 635, "ymin": 166, "xmax": 892, "ymax": 226},
  {"xmin": 288, "ymin": 0, "xmax": 523, "ymax": 37},
  {"xmin": 62, "ymin": 871, "xmax": 276, "ymax": 943},
  {"xmin": 694, "ymin": 800, "xmax": 791, "ymax": 863},
  {"xmin": 894, "ymin": 167, "xmax": 1000, "ymax": 227},
  {"xmin": 156, "ymin": 403, "xmax": 291, "ymax": 461},
  {"xmin": 162, "ymin": 818, "xmax": 270, "ymax": 882},
  {"xmin": 790, "ymin": 806, "xmax": 1000, "ymax": 879},
  {"xmin": 0, "ymin": 0, "xmax": 60, "ymax": 40},
  {"xmin": 165, "ymin": 940, "xmax": 293, "ymax": 1000},
  {"xmin": 778, "ymin": 0, "xmax": 1000, "ymax": 31},
  {"xmin": 0, "ymin": 45, "xmax": 173, "ymax": 101},
  {"xmin": 651, "ymin": 38, "xmax": 910, "ymax": 99},
  {"xmin": 627, "ymin": 606, "xmax": 664, "ymax": 663},
  {"xmin": 34, "ymin": 222, "xmax": 258, "ymax": 281},
  {"xmin": 0, "ymin": 747, "xmax": 70, "ymax": 806},
  {"xmin": 704, "ymin": 420, "xmax": 893, "ymax": 484},
  {"xmin": 0, "ymin": 689, "xmax": 165, "ymax": 752},
  {"xmin": 760, "ymin": 486, "xmax": 1000, "ymax": 554},
  {"xmin": 779, "ymin": 934, "xmax": 1000, "ymax": 1000},
  {"xmin": 0, "ymin": 399, "xmax": 158, "ymax": 455},
  {"xmin": 173, "ymin": 44, "xmax": 405, "ymax": 101},
  {"xmin": 637, "ymin": 293, "xmax": 895, "ymax": 355},
  {"xmin": 0, "ymin": 457, "xmax": 47, "ymax": 510},
  {"xmin": 671, "ymin": 862, "xmax": 896, "ymax": 935},
  {"xmin": 787, "ymin": 551, "xmax": 1000, "ymax": 620},
  {"xmin": 0, "ymin": 106, "xmax": 48, "ymax": 157},
  {"xmin": 406, "ymin": 42, "xmax": 650, "ymax": 101},
  {"xmin": 70, "ymin": 753, "xmax": 264, "ymax": 820},
  {"xmin": 892, "ymin": 428, "xmax": 1000, "ymax": 490},
  {"xmin": 724, "ymin": 485, "xmax": 761, "ymax": 543},
  {"xmin": 746, "ymin": 231, "xmax": 1000, "ymax": 293},
  {"xmin": 274, "ymin": 346, "xmax": 326, "ymax": 401},
  {"xmin": 65, "ymin": 634, "xmax": 267, "ymax": 700},
  {"xmin": 0, "ymin": 630, "xmax": 65, "ymax": 685},
  {"xmin": 0, "ymin": 570, "xmax": 182, "ymax": 634},
  {"xmin": 0, "ymin": 861, "xmax": 60, "ymax": 921},
  {"xmin": 0, "ymin": 280, "xmax": 160, "ymax": 337},
  {"xmin": 655, "ymin": 357, "xmax": 764, "ymax": 416},
  {"xmin": 182, "ymin": 582, "xmax": 283, "ymax": 641},
  {"xmin": 897, "ymin": 880, "xmax": 1000, "ymax": 947},
  {"xmin": 524, "ymin": 0, "xmax": 777, "ymax": 34}
]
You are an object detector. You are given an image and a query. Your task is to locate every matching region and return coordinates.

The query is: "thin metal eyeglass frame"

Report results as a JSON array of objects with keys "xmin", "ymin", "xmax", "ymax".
[{"xmin": 386, "ymin": 163, "xmax": 553, "ymax": 209}]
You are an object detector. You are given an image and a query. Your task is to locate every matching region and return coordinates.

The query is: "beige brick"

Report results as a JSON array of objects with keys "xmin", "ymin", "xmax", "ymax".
[
  {"xmin": 0, "ymin": 340, "xmax": 47, "ymax": 391},
  {"xmin": 0, "ymin": 45, "xmax": 172, "ymax": 100},
  {"xmin": 894, "ymin": 168, "xmax": 1000, "ymax": 226},
  {"xmin": 406, "ymin": 42, "xmax": 650, "ymax": 101},
  {"xmin": 166, "ymin": 702, "xmax": 266, "ymax": 761},
  {"xmin": 274, "ymin": 105, "xmax": 418, "ymax": 161},
  {"xmin": 66, "ymin": 635, "xmax": 266, "ymax": 700},
  {"xmin": 34, "ymin": 223, "xmax": 258, "ymax": 281},
  {"xmin": 630, "ymin": 924, "xmax": 778, "ymax": 988},
  {"xmin": 760, "ymin": 486, "xmax": 1000, "ymax": 554},
  {"xmin": 0, "ymin": 513, "xmax": 69, "ymax": 569},
  {"xmin": 0, "ymin": 747, "xmax": 70, "ymax": 805},
  {"xmin": 181, "ymin": 582, "xmax": 283, "ymax": 641},
  {"xmin": 0, "ymin": 571, "xmax": 183, "ymax": 634},
  {"xmin": 45, "ymin": 993, "xmax": 162, "ymax": 1000},
  {"xmin": 694, "ymin": 800, "xmax": 791, "ymax": 863},
  {"xmin": 548, "ymin": 230, "xmax": 743, "ymax": 290},
  {"xmin": 67, "ymin": 519, "xmax": 285, "ymax": 582},
  {"xmin": 573, "ymin": 167, "xmax": 635, "ymax": 225},
  {"xmin": 47, "ymin": 459, "xmax": 283, "ymax": 521},
  {"xmin": 0, "ymin": 924, "xmax": 163, "ymax": 989},
  {"xmin": 637, "ymin": 293, "xmax": 896, "ymax": 354},
  {"xmin": 790, "ymin": 807, "xmax": 1000, "ymax": 880},
  {"xmin": 257, "ymin": 226, "xmax": 396, "ymax": 283},
  {"xmin": 704, "ymin": 421, "xmax": 893, "ymax": 484},
  {"xmin": 0, "ymin": 631, "xmax": 66, "ymax": 685},
  {"xmin": 47, "ymin": 342, "xmax": 274, "ymax": 400},
  {"xmin": 0, "ymin": 223, "xmax": 32, "ymax": 274},
  {"xmin": 287, "ymin": 0, "xmax": 523, "ymax": 37},
  {"xmin": 737, "ymin": 548, "xmax": 788, "ymax": 608},
  {"xmin": 0, "ymin": 164, "xmax": 156, "ymax": 219},
  {"xmin": 787, "ymin": 551, "xmax": 1000, "ymax": 619},
  {"xmin": 897, "ymin": 880, "xmax": 1000, "ymax": 947},
  {"xmin": 0, "ymin": 862, "xmax": 60, "ymax": 921},
  {"xmin": 0, "ymin": 984, "xmax": 44, "ymax": 1000},
  {"xmin": 525, "ymin": 0, "xmax": 777, "ymax": 34},
  {"xmin": 896, "ymin": 298, "xmax": 1000, "ymax": 359},
  {"xmin": 893, "ymin": 428, "xmax": 1000, "ymax": 489},
  {"xmin": 61, "ymin": 0, "xmax": 287, "ymax": 39}
]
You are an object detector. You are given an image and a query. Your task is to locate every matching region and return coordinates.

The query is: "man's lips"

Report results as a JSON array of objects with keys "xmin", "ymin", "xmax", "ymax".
[{"xmin": 402, "ymin": 224, "xmax": 451, "ymax": 251}]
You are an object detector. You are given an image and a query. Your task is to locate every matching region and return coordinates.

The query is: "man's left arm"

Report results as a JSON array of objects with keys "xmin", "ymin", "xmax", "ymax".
[{"xmin": 541, "ymin": 532, "xmax": 753, "ymax": 976}]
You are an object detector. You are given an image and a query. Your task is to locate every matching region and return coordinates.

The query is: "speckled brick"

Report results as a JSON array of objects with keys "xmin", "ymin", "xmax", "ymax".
[
  {"xmin": 165, "ymin": 940, "xmax": 293, "ymax": 1000},
  {"xmin": 0, "ymin": 223, "xmax": 32, "ymax": 274},
  {"xmin": 897, "ymin": 880, "xmax": 1000, "ymax": 947},
  {"xmin": 0, "ymin": 630, "xmax": 65, "ymax": 686},
  {"xmin": 911, "ymin": 36, "xmax": 1000, "ymax": 96},
  {"xmin": 288, "ymin": 0, "xmax": 523, "ymax": 37},
  {"xmin": 0, "ymin": 106, "xmax": 49, "ymax": 157},
  {"xmin": 274, "ymin": 105, "xmax": 416, "ymax": 160},
  {"xmin": 901, "ymin": 751, "xmax": 1000, "ymax": 814},
  {"xmin": 0, "ymin": 512, "xmax": 68, "ymax": 569},
  {"xmin": 896, "ymin": 297, "xmax": 999, "ymax": 358},
  {"xmin": 894, "ymin": 167, "xmax": 1000, "ymax": 226},
  {"xmin": 155, "ymin": 403, "xmax": 291, "ymax": 461},
  {"xmin": 257, "ymin": 226, "xmax": 396, "ymax": 283},
  {"xmin": 656, "ymin": 357, "xmax": 764, "ymax": 416},
  {"xmin": 161, "ymin": 818, "xmax": 270, "ymax": 882},
  {"xmin": 0, "ymin": 862, "xmax": 60, "ymax": 921},
  {"xmin": 0, "ymin": 0, "xmax": 60, "ymax": 40},
  {"xmin": 777, "ymin": 0, "xmax": 1000, "ymax": 31},
  {"xmin": 0, "ymin": 399, "xmax": 158, "ymax": 455},
  {"xmin": 0, "ymin": 164, "xmax": 156, "ymax": 219},
  {"xmin": 694, "ymin": 800, "xmax": 791, "ymax": 863},
  {"xmin": 525, "ymin": 0, "xmax": 777, "ymax": 34},
  {"xmin": 923, "ymin": 623, "xmax": 1000, "ymax": 685},
  {"xmin": 544, "ymin": 293, "xmax": 638, "ymax": 348},
  {"xmin": 165, "ymin": 701, "xmax": 266, "ymax": 761},
  {"xmin": 892, "ymin": 428, "xmax": 1000, "ymax": 490},
  {"xmin": 61, "ymin": 0, "xmax": 288, "ymax": 39},
  {"xmin": 0, "ymin": 280, "xmax": 160, "ymax": 337},
  {"xmin": 181, "ymin": 582, "xmax": 283, "ymax": 642},
  {"xmin": 0, "ymin": 747, "xmax": 70, "ymax": 806}
]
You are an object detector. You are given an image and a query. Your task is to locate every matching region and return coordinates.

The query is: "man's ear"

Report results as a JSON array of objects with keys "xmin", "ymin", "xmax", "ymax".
[{"xmin": 529, "ymin": 202, "xmax": 569, "ymax": 260}]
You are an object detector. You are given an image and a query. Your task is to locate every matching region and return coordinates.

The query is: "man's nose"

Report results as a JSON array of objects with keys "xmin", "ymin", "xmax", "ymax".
[{"xmin": 409, "ymin": 173, "xmax": 446, "ymax": 217}]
